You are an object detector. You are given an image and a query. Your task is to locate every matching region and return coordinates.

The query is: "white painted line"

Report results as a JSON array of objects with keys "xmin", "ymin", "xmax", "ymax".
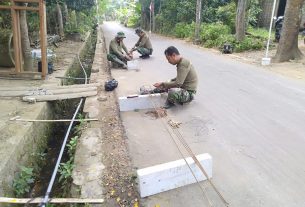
[
  {"xmin": 119, "ymin": 93, "xmax": 165, "ymax": 111},
  {"xmin": 137, "ymin": 153, "xmax": 212, "ymax": 198}
]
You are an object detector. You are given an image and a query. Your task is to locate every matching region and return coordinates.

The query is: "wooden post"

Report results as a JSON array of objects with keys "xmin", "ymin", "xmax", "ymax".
[
  {"xmin": 39, "ymin": 0, "xmax": 47, "ymax": 79},
  {"xmin": 10, "ymin": 0, "xmax": 22, "ymax": 74},
  {"xmin": 16, "ymin": 9, "xmax": 23, "ymax": 72}
]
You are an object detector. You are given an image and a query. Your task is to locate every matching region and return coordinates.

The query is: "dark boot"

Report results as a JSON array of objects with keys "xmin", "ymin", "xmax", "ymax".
[{"xmin": 163, "ymin": 101, "xmax": 175, "ymax": 109}]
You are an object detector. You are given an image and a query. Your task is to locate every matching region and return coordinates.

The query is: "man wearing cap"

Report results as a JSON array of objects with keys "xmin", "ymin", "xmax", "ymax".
[
  {"xmin": 130, "ymin": 28, "xmax": 153, "ymax": 59},
  {"xmin": 153, "ymin": 46, "xmax": 198, "ymax": 109},
  {"xmin": 107, "ymin": 31, "xmax": 132, "ymax": 69}
]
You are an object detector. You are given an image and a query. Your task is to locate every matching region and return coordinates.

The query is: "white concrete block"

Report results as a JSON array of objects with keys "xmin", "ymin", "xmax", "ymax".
[
  {"xmin": 137, "ymin": 153, "xmax": 212, "ymax": 198},
  {"xmin": 119, "ymin": 93, "xmax": 165, "ymax": 111}
]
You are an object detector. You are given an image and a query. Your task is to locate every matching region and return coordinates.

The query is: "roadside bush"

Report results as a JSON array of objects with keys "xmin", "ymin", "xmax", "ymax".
[
  {"xmin": 234, "ymin": 37, "xmax": 264, "ymax": 52},
  {"xmin": 216, "ymin": 1, "xmax": 236, "ymax": 32},
  {"xmin": 200, "ymin": 23, "xmax": 231, "ymax": 43},
  {"xmin": 174, "ymin": 22, "xmax": 194, "ymax": 39},
  {"xmin": 199, "ymin": 23, "xmax": 265, "ymax": 52},
  {"xmin": 13, "ymin": 167, "xmax": 35, "ymax": 197},
  {"xmin": 247, "ymin": 26, "xmax": 271, "ymax": 39},
  {"xmin": 155, "ymin": 14, "xmax": 175, "ymax": 35}
]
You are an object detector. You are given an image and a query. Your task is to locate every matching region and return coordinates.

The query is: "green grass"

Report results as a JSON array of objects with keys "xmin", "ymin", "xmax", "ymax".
[{"xmin": 247, "ymin": 26, "xmax": 274, "ymax": 39}]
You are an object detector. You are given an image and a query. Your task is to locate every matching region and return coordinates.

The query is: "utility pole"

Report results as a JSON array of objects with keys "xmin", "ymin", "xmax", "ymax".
[{"xmin": 194, "ymin": 0, "xmax": 202, "ymax": 44}]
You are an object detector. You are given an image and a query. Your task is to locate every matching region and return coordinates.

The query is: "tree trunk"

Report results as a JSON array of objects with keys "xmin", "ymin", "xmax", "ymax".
[
  {"xmin": 274, "ymin": 0, "xmax": 304, "ymax": 62},
  {"xmin": 194, "ymin": 0, "xmax": 202, "ymax": 43},
  {"xmin": 56, "ymin": 3, "xmax": 64, "ymax": 38},
  {"xmin": 152, "ymin": 0, "xmax": 155, "ymax": 32},
  {"xmin": 19, "ymin": 3, "xmax": 33, "ymax": 71},
  {"xmin": 235, "ymin": 0, "xmax": 248, "ymax": 41},
  {"xmin": 258, "ymin": 0, "xmax": 280, "ymax": 28},
  {"xmin": 63, "ymin": 3, "xmax": 69, "ymax": 25},
  {"xmin": 141, "ymin": 4, "xmax": 149, "ymax": 30}
]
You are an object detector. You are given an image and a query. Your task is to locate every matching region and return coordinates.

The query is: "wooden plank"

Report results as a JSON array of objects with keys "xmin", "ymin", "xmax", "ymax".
[
  {"xmin": 0, "ymin": 87, "xmax": 97, "ymax": 97},
  {"xmin": 16, "ymin": 9, "xmax": 22, "ymax": 72},
  {"xmin": 22, "ymin": 91, "xmax": 97, "ymax": 102},
  {"xmin": 39, "ymin": 0, "xmax": 47, "ymax": 79},
  {"xmin": 0, "ymin": 5, "xmax": 39, "ymax": 11},
  {"xmin": 0, "ymin": 83, "xmax": 100, "ymax": 91},
  {"xmin": 0, "ymin": 71, "xmax": 41, "ymax": 79},
  {"xmin": 137, "ymin": 153, "xmax": 212, "ymax": 198},
  {"xmin": 0, "ymin": 197, "xmax": 104, "ymax": 204},
  {"xmin": 14, "ymin": 0, "xmax": 40, "ymax": 3}
]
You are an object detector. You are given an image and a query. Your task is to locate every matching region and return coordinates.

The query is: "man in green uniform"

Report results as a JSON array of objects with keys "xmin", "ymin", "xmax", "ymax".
[
  {"xmin": 153, "ymin": 46, "xmax": 198, "ymax": 109},
  {"xmin": 107, "ymin": 31, "xmax": 132, "ymax": 69},
  {"xmin": 130, "ymin": 28, "xmax": 153, "ymax": 59}
]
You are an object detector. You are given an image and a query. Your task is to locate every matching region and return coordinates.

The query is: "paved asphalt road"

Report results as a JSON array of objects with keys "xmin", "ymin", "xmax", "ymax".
[{"xmin": 101, "ymin": 22, "xmax": 305, "ymax": 207}]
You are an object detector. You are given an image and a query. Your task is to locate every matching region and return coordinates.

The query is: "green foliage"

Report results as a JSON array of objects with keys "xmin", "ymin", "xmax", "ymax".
[
  {"xmin": 65, "ymin": 9, "xmax": 96, "ymax": 35},
  {"xmin": 215, "ymin": 1, "xmax": 236, "ymax": 32},
  {"xmin": 13, "ymin": 167, "xmax": 35, "ymax": 197},
  {"xmin": 174, "ymin": 22, "xmax": 195, "ymax": 39},
  {"xmin": 234, "ymin": 37, "xmax": 264, "ymax": 52},
  {"xmin": 30, "ymin": 151, "xmax": 47, "ymax": 174},
  {"xmin": 27, "ymin": 12, "xmax": 40, "ymax": 35},
  {"xmin": 127, "ymin": 2, "xmax": 141, "ymax": 27},
  {"xmin": 200, "ymin": 23, "xmax": 231, "ymax": 43},
  {"xmin": 67, "ymin": 136, "xmax": 79, "ymax": 157},
  {"xmin": 248, "ymin": 0, "xmax": 262, "ymax": 26},
  {"xmin": 74, "ymin": 114, "xmax": 86, "ymax": 135},
  {"xmin": 247, "ymin": 26, "xmax": 271, "ymax": 39},
  {"xmin": 199, "ymin": 23, "xmax": 265, "ymax": 52},
  {"xmin": 66, "ymin": 0, "xmax": 96, "ymax": 12},
  {"xmin": 58, "ymin": 134, "xmax": 79, "ymax": 191},
  {"xmin": 201, "ymin": 0, "xmax": 230, "ymax": 23},
  {"xmin": 58, "ymin": 159, "xmax": 75, "ymax": 184}
]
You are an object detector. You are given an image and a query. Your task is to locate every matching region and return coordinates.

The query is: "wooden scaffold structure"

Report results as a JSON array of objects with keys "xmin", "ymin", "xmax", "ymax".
[{"xmin": 0, "ymin": 0, "xmax": 48, "ymax": 79}]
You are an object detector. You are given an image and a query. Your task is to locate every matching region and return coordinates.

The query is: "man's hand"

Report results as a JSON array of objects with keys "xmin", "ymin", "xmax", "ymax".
[
  {"xmin": 153, "ymin": 82, "xmax": 163, "ymax": 88},
  {"xmin": 130, "ymin": 47, "xmax": 136, "ymax": 52},
  {"xmin": 127, "ymin": 52, "xmax": 133, "ymax": 59},
  {"xmin": 124, "ymin": 55, "xmax": 132, "ymax": 61}
]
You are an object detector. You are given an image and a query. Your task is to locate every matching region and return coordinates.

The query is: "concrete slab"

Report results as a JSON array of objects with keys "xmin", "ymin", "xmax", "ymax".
[
  {"xmin": 119, "ymin": 93, "xmax": 166, "ymax": 111},
  {"xmin": 137, "ymin": 153, "xmax": 212, "ymax": 198}
]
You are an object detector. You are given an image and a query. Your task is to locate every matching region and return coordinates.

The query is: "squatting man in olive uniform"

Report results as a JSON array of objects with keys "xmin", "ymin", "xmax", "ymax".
[
  {"xmin": 107, "ymin": 31, "xmax": 132, "ymax": 69},
  {"xmin": 153, "ymin": 46, "xmax": 198, "ymax": 109},
  {"xmin": 130, "ymin": 28, "xmax": 153, "ymax": 59}
]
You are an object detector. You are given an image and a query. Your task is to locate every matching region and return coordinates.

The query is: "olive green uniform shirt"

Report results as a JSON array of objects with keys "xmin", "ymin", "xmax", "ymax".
[
  {"xmin": 162, "ymin": 58, "xmax": 198, "ymax": 91},
  {"xmin": 109, "ymin": 38, "xmax": 128, "ymax": 59},
  {"xmin": 135, "ymin": 33, "xmax": 152, "ymax": 49}
]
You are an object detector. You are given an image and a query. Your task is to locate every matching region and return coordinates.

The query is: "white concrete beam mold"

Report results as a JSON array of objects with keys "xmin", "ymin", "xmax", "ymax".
[
  {"xmin": 137, "ymin": 153, "xmax": 212, "ymax": 198},
  {"xmin": 119, "ymin": 93, "xmax": 165, "ymax": 111}
]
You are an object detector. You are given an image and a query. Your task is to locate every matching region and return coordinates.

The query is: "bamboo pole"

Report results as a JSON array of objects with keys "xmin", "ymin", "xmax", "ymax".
[
  {"xmin": 0, "ymin": 86, "xmax": 97, "ymax": 97},
  {"xmin": 39, "ymin": 0, "xmax": 47, "ymax": 79},
  {"xmin": 0, "ymin": 197, "xmax": 104, "ymax": 204},
  {"xmin": 0, "ymin": 83, "xmax": 100, "ymax": 91},
  {"xmin": 12, "ymin": 118, "xmax": 99, "ymax": 122}
]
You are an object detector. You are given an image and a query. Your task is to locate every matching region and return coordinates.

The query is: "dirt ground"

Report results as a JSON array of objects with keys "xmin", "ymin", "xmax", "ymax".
[{"xmin": 225, "ymin": 39, "xmax": 305, "ymax": 81}]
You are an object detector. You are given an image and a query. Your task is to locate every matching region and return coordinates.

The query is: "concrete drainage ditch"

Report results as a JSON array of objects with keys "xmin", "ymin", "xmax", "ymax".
[{"xmin": 0, "ymin": 30, "xmax": 97, "ymax": 206}]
